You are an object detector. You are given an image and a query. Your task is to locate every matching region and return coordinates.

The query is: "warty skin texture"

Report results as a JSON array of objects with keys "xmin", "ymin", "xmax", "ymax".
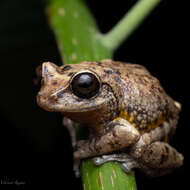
[{"xmin": 37, "ymin": 60, "xmax": 183, "ymax": 176}]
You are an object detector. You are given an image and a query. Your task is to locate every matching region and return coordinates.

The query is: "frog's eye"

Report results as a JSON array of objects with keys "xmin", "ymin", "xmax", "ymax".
[{"xmin": 70, "ymin": 71, "xmax": 101, "ymax": 99}]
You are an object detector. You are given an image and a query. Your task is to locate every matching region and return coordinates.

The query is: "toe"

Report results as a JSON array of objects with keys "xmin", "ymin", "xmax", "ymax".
[{"xmin": 93, "ymin": 157, "xmax": 103, "ymax": 165}]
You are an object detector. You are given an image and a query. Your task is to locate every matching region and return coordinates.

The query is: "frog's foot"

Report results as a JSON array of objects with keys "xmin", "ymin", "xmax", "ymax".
[
  {"xmin": 93, "ymin": 153, "xmax": 139, "ymax": 173},
  {"xmin": 93, "ymin": 153, "xmax": 131, "ymax": 165},
  {"xmin": 122, "ymin": 161, "xmax": 139, "ymax": 173}
]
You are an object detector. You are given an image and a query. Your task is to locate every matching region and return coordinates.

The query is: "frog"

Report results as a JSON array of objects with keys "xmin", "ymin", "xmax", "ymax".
[{"xmin": 37, "ymin": 59, "xmax": 183, "ymax": 177}]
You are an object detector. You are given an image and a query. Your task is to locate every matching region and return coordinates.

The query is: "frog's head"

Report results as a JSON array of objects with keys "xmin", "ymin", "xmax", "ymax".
[{"xmin": 37, "ymin": 61, "xmax": 123, "ymax": 124}]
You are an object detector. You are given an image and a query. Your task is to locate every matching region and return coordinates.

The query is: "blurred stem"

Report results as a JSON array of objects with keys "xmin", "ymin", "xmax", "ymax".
[
  {"xmin": 101, "ymin": 0, "xmax": 162, "ymax": 51},
  {"xmin": 47, "ymin": 0, "xmax": 162, "ymax": 189}
]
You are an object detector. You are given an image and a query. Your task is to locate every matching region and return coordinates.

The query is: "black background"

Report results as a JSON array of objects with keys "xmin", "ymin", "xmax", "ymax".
[{"xmin": 0, "ymin": 0, "xmax": 187, "ymax": 188}]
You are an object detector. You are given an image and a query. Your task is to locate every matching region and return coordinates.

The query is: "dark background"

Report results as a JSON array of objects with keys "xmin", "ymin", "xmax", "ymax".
[{"xmin": 0, "ymin": 0, "xmax": 187, "ymax": 188}]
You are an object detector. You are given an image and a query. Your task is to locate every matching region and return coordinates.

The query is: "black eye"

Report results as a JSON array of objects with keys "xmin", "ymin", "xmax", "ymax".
[{"xmin": 71, "ymin": 72, "xmax": 100, "ymax": 99}]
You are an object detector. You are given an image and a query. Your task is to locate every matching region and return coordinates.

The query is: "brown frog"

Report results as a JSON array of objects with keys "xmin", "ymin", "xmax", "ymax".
[{"xmin": 37, "ymin": 59, "xmax": 183, "ymax": 177}]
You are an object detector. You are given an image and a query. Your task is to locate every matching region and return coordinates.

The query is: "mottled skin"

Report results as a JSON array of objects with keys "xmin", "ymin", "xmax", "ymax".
[{"xmin": 37, "ymin": 59, "xmax": 183, "ymax": 177}]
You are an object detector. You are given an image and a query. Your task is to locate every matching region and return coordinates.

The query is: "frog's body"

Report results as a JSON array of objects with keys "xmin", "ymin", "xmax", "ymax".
[{"xmin": 37, "ymin": 60, "xmax": 183, "ymax": 177}]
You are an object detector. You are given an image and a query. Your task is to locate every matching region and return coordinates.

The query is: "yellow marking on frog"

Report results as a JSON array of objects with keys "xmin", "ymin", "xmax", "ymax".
[
  {"xmin": 112, "ymin": 118, "xmax": 119, "ymax": 123},
  {"xmin": 112, "ymin": 116, "xmax": 136, "ymax": 127},
  {"xmin": 119, "ymin": 109, "xmax": 167, "ymax": 134},
  {"xmin": 147, "ymin": 116, "xmax": 165, "ymax": 131},
  {"xmin": 119, "ymin": 109, "xmax": 134, "ymax": 123}
]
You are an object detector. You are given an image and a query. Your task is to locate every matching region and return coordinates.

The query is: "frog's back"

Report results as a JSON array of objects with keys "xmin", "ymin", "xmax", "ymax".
[{"xmin": 101, "ymin": 60, "xmax": 180, "ymax": 134}]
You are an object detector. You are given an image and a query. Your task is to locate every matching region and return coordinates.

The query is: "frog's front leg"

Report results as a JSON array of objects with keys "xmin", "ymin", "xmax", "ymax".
[
  {"xmin": 64, "ymin": 117, "xmax": 139, "ymax": 176},
  {"xmin": 74, "ymin": 118, "xmax": 140, "ymax": 160},
  {"xmin": 73, "ymin": 118, "xmax": 139, "ymax": 176},
  {"xmin": 63, "ymin": 117, "xmax": 77, "ymax": 148},
  {"xmin": 63, "ymin": 117, "xmax": 82, "ymax": 177}
]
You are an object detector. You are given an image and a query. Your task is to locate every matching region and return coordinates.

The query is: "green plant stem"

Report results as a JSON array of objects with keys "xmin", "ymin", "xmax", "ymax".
[
  {"xmin": 102, "ymin": 0, "xmax": 162, "ymax": 51},
  {"xmin": 47, "ymin": 0, "xmax": 162, "ymax": 189},
  {"xmin": 47, "ymin": 0, "xmax": 112, "ymax": 65},
  {"xmin": 82, "ymin": 159, "xmax": 137, "ymax": 190}
]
